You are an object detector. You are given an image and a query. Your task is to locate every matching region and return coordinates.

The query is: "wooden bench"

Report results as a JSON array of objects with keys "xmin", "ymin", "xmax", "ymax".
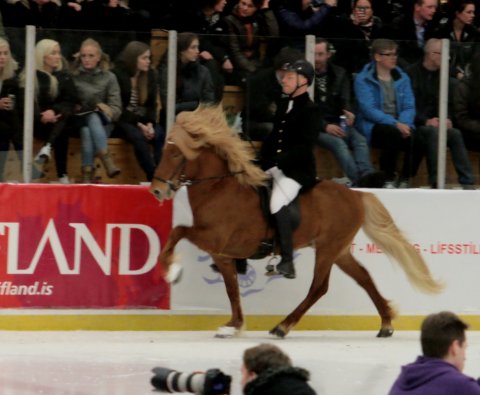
[{"xmin": 3, "ymin": 139, "xmax": 146, "ymax": 184}]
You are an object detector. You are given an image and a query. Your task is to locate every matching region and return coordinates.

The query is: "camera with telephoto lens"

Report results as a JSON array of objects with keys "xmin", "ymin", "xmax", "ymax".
[
  {"xmin": 311, "ymin": 0, "xmax": 325, "ymax": 6},
  {"xmin": 151, "ymin": 367, "xmax": 231, "ymax": 394}
]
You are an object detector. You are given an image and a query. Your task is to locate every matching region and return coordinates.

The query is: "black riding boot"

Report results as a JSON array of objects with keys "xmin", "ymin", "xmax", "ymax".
[{"xmin": 275, "ymin": 206, "xmax": 296, "ymax": 279}]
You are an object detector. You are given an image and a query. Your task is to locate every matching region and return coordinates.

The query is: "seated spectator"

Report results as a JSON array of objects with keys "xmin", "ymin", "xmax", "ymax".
[
  {"xmin": 433, "ymin": 0, "xmax": 479, "ymax": 80},
  {"xmin": 28, "ymin": 39, "xmax": 79, "ymax": 184},
  {"xmin": 354, "ymin": 39, "xmax": 417, "ymax": 188},
  {"xmin": 0, "ymin": 37, "xmax": 22, "ymax": 181},
  {"xmin": 112, "ymin": 41, "xmax": 164, "ymax": 181},
  {"xmin": 330, "ymin": 0, "xmax": 383, "ymax": 74},
  {"xmin": 453, "ymin": 52, "xmax": 480, "ymax": 151},
  {"xmin": 241, "ymin": 343, "xmax": 317, "ymax": 395},
  {"xmin": 388, "ymin": 311, "xmax": 480, "ymax": 395},
  {"xmin": 0, "ymin": 7, "xmax": 6, "ymax": 39},
  {"xmin": 384, "ymin": 0, "xmax": 439, "ymax": 67},
  {"xmin": 180, "ymin": 0, "xmax": 232, "ymax": 102},
  {"xmin": 71, "ymin": 37, "xmax": 121, "ymax": 183},
  {"xmin": 314, "ymin": 38, "xmax": 383, "ymax": 187},
  {"xmin": 241, "ymin": 45, "xmax": 303, "ymax": 142},
  {"xmin": 407, "ymin": 38, "xmax": 475, "ymax": 189},
  {"xmin": 157, "ymin": 32, "xmax": 215, "ymax": 126},
  {"xmin": 272, "ymin": 0, "xmax": 337, "ymax": 49},
  {"xmin": 224, "ymin": 0, "xmax": 279, "ymax": 85}
]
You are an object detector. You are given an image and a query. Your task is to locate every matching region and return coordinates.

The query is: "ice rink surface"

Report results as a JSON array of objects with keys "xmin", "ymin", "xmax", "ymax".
[{"xmin": 1, "ymin": 330, "xmax": 480, "ymax": 395}]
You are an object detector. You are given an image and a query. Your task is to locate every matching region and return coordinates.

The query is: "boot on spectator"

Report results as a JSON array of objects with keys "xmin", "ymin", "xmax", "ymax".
[{"xmin": 98, "ymin": 149, "xmax": 120, "ymax": 178}]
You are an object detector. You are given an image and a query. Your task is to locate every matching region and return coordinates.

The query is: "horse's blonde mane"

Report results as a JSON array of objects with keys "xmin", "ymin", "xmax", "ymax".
[{"xmin": 171, "ymin": 105, "xmax": 267, "ymax": 187}]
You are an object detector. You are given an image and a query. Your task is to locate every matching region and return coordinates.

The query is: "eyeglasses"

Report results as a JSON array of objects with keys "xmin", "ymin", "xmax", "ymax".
[
  {"xmin": 355, "ymin": 6, "xmax": 371, "ymax": 11},
  {"xmin": 379, "ymin": 53, "xmax": 398, "ymax": 57}
]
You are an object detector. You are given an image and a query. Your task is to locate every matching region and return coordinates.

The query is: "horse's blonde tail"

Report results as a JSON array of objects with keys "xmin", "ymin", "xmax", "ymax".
[{"xmin": 361, "ymin": 192, "xmax": 443, "ymax": 294}]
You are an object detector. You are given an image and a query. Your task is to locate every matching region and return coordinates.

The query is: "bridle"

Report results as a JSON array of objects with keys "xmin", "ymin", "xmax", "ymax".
[{"xmin": 153, "ymin": 157, "xmax": 188, "ymax": 193}]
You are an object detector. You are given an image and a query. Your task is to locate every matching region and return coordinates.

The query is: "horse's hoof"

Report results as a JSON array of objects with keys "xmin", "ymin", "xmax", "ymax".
[
  {"xmin": 215, "ymin": 326, "xmax": 239, "ymax": 338},
  {"xmin": 166, "ymin": 262, "xmax": 183, "ymax": 284},
  {"xmin": 376, "ymin": 328, "xmax": 394, "ymax": 338},
  {"xmin": 269, "ymin": 325, "xmax": 287, "ymax": 338}
]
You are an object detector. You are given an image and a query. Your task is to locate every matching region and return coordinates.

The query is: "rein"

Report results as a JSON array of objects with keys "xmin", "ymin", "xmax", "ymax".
[{"xmin": 153, "ymin": 159, "xmax": 245, "ymax": 192}]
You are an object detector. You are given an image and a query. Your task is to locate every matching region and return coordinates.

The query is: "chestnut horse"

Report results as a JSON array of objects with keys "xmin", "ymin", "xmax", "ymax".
[{"xmin": 150, "ymin": 106, "xmax": 442, "ymax": 338}]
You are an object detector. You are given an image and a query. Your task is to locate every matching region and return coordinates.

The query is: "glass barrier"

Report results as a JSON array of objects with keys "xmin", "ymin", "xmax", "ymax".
[{"xmin": 1, "ymin": 24, "xmax": 477, "ymax": 189}]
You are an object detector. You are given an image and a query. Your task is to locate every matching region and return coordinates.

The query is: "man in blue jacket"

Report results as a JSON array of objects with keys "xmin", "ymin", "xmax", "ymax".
[
  {"xmin": 354, "ymin": 38, "xmax": 418, "ymax": 188},
  {"xmin": 388, "ymin": 311, "xmax": 480, "ymax": 395}
]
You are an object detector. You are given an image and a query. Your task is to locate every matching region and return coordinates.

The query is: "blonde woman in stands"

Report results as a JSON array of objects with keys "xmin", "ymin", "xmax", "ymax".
[
  {"xmin": 71, "ymin": 38, "xmax": 121, "ymax": 183},
  {"xmin": 30, "ymin": 39, "xmax": 79, "ymax": 184},
  {"xmin": 0, "ymin": 37, "xmax": 22, "ymax": 181},
  {"xmin": 112, "ymin": 41, "xmax": 164, "ymax": 182}
]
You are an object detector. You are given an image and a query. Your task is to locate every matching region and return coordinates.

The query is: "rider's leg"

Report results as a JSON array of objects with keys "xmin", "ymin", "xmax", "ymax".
[{"xmin": 275, "ymin": 205, "xmax": 295, "ymax": 279}]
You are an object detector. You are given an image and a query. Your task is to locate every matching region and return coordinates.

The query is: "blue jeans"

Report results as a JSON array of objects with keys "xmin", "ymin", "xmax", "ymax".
[
  {"xmin": 317, "ymin": 126, "xmax": 375, "ymax": 184},
  {"xmin": 418, "ymin": 126, "xmax": 474, "ymax": 185},
  {"xmin": 117, "ymin": 122, "xmax": 165, "ymax": 181},
  {"xmin": 79, "ymin": 112, "xmax": 111, "ymax": 167}
]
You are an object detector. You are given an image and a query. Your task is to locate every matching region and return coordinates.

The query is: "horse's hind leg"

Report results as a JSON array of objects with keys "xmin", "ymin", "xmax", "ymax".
[
  {"xmin": 270, "ymin": 249, "xmax": 335, "ymax": 338},
  {"xmin": 211, "ymin": 255, "xmax": 245, "ymax": 338},
  {"xmin": 335, "ymin": 251, "xmax": 397, "ymax": 337}
]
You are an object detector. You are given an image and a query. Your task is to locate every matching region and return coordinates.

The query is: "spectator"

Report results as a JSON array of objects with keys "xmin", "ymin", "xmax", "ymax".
[
  {"xmin": 407, "ymin": 38, "xmax": 475, "ymax": 189},
  {"xmin": 433, "ymin": 0, "xmax": 479, "ymax": 80},
  {"xmin": 157, "ymin": 32, "xmax": 215, "ymax": 126},
  {"xmin": 330, "ymin": 0, "xmax": 383, "ymax": 74},
  {"xmin": 0, "ymin": 37, "xmax": 22, "ymax": 181},
  {"xmin": 241, "ymin": 343, "xmax": 317, "ymax": 395},
  {"xmin": 388, "ymin": 311, "xmax": 480, "ymax": 395},
  {"xmin": 354, "ymin": 39, "xmax": 417, "ymax": 188},
  {"xmin": 0, "ymin": 7, "xmax": 6, "ymax": 39},
  {"xmin": 224, "ymin": 0, "xmax": 279, "ymax": 85},
  {"xmin": 385, "ymin": 0, "xmax": 439, "ymax": 67},
  {"xmin": 29, "ymin": 39, "xmax": 79, "ymax": 184},
  {"xmin": 71, "ymin": 37, "xmax": 121, "ymax": 183},
  {"xmin": 260, "ymin": 59, "xmax": 320, "ymax": 279},
  {"xmin": 453, "ymin": 52, "xmax": 480, "ymax": 151},
  {"xmin": 112, "ymin": 41, "xmax": 164, "ymax": 181},
  {"xmin": 273, "ymin": 0, "xmax": 337, "ymax": 48},
  {"xmin": 314, "ymin": 38, "xmax": 383, "ymax": 187},
  {"xmin": 180, "ymin": 0, "xmax": 232, "ymax": 101},
  {"xmin": 241, "ymin": 46, "xmax": 302, "ymax": 142}
]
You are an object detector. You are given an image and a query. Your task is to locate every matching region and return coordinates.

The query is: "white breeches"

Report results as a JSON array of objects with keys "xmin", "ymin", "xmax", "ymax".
[{"xmin": 267, "ymin": 167, "xmax": 301, "ymax": 214}]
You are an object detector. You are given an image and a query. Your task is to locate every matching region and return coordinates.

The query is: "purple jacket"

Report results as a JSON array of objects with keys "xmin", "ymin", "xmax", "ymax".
[{"xmin": 388, "ymin": 356, "xmax": 480, "ymax": 395}]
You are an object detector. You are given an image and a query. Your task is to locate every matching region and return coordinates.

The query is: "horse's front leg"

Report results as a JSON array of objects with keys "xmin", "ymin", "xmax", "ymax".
[
  {"xmin": 159, "ymin": 226, "xmax": 188, "ymax": 283},
  {"xmin": 211, "ymin": 255, "xmax": 245, "ymax": 338}
]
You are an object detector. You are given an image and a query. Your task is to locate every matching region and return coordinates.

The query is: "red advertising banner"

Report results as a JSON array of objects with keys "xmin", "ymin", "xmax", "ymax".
[{"xmin": 0, "ymin": 184, "xmax": 172, "ymax": 309}]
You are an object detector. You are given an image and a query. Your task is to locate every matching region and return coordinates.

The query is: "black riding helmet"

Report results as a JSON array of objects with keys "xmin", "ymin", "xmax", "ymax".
[{"xmin": 281, "ymin": 59, "xmax": 315, "ymax": 86}]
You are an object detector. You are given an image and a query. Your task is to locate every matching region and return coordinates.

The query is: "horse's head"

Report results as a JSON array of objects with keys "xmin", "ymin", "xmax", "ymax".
[
  {"xmin": 150, "ymin": 135, "xmax": 187, "ymax": 202},
  {"xmin": 150, "ymin": 105, "xmax": 267, "ymax": 201}
]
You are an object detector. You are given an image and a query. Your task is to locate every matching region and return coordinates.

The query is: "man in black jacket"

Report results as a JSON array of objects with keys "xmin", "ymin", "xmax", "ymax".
[
  {"xmin": 260, "ymin": 59, "xmax": 320, "ymax": 279},
  {"xmin": 407, "ymin": 37, "xmax": 475, "ymax": 188},
  {"xmin": 384, "ymin": 0, "xmax": 439, "ymax": 67}
]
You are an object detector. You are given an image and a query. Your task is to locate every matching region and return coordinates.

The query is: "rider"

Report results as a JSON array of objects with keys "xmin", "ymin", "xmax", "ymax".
[{"xmin": 260, "ymin": 59, "xmax": 320, "ymax": 279}]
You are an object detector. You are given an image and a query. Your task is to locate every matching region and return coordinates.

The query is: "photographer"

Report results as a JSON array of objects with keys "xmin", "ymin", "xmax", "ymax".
[
  {"xmin": 241, "ymin": 343, "xmax": 317, "ymax": 395},
  {"xmin": 273, "ymin": 0, "xmax": 337, "ymax": 49}
]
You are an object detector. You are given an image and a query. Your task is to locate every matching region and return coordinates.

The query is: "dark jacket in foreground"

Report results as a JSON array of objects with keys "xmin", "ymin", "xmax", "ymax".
[
  {"xmin": 260, "ymin": 92, "xmax": 320, "ymax": 188},
  {"xmin": 243, "ymin": 366, "xmax": 317, "ymax": 395}
]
